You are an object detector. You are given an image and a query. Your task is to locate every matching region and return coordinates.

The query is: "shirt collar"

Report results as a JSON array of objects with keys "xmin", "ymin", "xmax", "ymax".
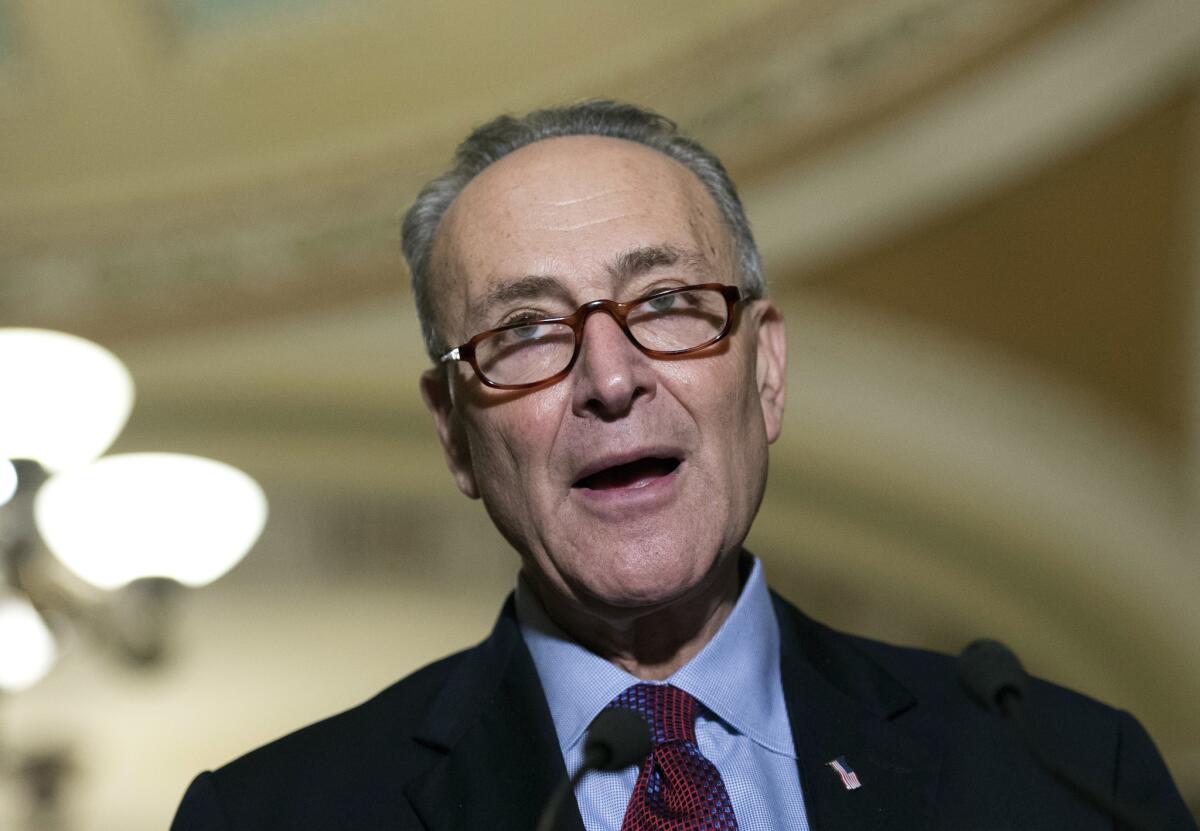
[{"xmin": 515, "ymin": 557, "xmax": 794, "ymax": 758}]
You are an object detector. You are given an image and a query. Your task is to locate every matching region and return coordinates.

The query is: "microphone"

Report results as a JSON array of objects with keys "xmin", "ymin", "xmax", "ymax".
[
  {"xmin": 580, "ymin": 708, "xmax": 654, "ymax": 772},
  {"xmin": 957, "ymin": 639, "xmax": 1152, "ymax": 831},
  {"xmin": 536, "ymin": 708, "xmax": 651, "ymax": 831},
  {"xmin": 957, "ymin": 638, "xmax": 1028, "ymax": 718}
]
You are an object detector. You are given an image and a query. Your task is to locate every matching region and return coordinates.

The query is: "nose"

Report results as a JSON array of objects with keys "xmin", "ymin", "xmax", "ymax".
[{"xmin": 570, "ymin": 309, "xmax": 656, "ymax": 419}]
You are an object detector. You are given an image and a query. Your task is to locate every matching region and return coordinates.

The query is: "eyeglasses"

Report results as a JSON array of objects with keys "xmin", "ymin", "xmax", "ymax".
[{"xmin": 440, "ymin": 282, "xmax": 743, "ymax": 390}]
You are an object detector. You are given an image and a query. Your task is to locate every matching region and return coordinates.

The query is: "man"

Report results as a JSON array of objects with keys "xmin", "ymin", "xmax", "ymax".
[{"xmin": 171, "ymin": 101, "xmax": 1194, "ymax": 830}]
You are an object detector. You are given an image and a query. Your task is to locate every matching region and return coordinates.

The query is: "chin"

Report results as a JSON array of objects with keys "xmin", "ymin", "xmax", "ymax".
[{"xmin": 567, "ymin": 536, "xmax": 728, "ymax": 612}]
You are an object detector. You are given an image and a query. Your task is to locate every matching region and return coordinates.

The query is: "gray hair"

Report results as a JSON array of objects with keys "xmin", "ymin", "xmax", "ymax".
[{"xmin": 400, "ymin": 99, "xmax": 765, "ymax": 359}]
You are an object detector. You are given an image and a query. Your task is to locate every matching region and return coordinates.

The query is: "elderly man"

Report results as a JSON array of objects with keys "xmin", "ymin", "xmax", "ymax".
[{"xmin": 171, "ymin": 101, "xmax": 1194, "ymax": 830}]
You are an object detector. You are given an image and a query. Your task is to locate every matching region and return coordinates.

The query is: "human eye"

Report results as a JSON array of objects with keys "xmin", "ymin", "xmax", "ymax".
[
  {"xmin": 641, "ymin": 286, "xmax": 701, "ymax": 315},
  {"xmin": 498, "ymin": 311, "xmax": 556, "ymax": 341},
  {"xmin": 510, "ymin": 321, "xmax": 549, "ymax": 340},
  {"xmin": 647, "ymin": 293, "xmax": 678, "ymax": 313}
]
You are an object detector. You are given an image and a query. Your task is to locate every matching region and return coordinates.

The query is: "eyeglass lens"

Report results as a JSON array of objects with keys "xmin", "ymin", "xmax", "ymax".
[{"xmin": 474, "ymin": 286, "xmax": 730, "ymax": 387}]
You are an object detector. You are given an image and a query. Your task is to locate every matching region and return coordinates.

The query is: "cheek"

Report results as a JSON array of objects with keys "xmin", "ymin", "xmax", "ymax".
[
  {"xmin": 708, "ymin": 349, "xmax": 768, "ymax": 482},
  {"xmin": 702, "ymin": 338, "xmax": 762, "ymax": 419},
  {"xmin": 465, "ymin": 390, "xmax": 567, "ymax": 498}
]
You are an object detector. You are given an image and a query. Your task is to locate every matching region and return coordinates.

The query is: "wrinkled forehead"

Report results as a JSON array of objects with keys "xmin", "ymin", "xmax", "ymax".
[{"xmin": 429, "ymin": 136, "xmax": 733, "ymax": 337}]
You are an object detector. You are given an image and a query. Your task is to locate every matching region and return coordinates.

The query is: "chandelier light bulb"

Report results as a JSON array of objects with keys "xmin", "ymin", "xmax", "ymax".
[
  {"xmin": 34, "ymin": 453, "xmax": 268, "ymax": 589},
  {"xmin": 0, "ymin": 328, "xmax": 135, "ymax": 472},
  {"xmin": 0, "ymin": 594, "xmax": 58, "ymax": 692}
]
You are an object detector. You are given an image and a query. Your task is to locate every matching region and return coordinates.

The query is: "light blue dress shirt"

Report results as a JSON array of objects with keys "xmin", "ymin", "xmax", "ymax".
[{"xmin": 515, "ymin": 558, "xmax": 811, "ymax": 831}]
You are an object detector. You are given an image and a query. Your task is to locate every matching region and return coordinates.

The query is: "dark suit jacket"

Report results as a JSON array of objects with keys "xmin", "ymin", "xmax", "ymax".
[{"xmin": 170, "ymin": 594, "xmax": 1194, "ymax": 830}]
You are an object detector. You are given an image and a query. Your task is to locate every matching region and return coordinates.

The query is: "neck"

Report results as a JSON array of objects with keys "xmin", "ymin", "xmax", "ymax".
[{"xmin": 527, "ymin": 554, "xmax": 743, "ymax": 681}]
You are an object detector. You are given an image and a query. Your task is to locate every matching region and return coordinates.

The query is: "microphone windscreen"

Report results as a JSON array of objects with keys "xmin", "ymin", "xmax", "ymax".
[
  {"xmin": 957, "ymin": 638, "xmax": 1029, "ymax": 716},
  {"xmin": 585, "ymin": 709, "xmax": 651, "ymax": 772}
]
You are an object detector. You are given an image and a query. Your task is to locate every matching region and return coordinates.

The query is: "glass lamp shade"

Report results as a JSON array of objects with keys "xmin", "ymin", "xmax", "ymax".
[
  {"xmin": 0, "ymin": 328, "xmax": 135, "ymax": 471},
  {"xmin": 0, "ymin": 458, "xmax": 16, "ymax": 508},
  {"xmin": 34, "ymin": 453, "xmax": 268, "ymax": 589},
  {"xmin": 0, "ymin": 593, "xmax": 58, "ymax": 692}
]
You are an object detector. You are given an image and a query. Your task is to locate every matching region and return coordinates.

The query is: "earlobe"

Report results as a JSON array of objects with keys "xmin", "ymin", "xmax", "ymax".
[
  {"xmin": 419, "ymin": 367, "xmax": 480, "ymax": 499},
  {"xmin": 753, "ymin": 302, "xmax": 787, "ymax": 444}
]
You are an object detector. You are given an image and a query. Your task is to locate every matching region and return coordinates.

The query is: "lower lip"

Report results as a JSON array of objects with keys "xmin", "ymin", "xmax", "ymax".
[{"xmin": 570, "ymin": 462, "xmax": 683, "ymax": 511}]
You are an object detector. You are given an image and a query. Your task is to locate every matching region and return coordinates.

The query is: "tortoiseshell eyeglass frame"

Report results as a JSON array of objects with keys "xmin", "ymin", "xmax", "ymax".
[{"xmin": 439, "ymin": 282, "xmax": 743, "ymax": 390}]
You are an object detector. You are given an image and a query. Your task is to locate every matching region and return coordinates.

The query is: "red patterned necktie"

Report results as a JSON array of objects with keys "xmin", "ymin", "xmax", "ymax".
[{"xmin": 606, "ymin": 683, "xmax": 739, "ymax": 830}]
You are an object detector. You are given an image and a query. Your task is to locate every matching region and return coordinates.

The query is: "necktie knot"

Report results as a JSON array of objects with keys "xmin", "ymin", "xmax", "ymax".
[{"xmin": 607, "ymin": 683, "xmax": 698, "ymax": 746}]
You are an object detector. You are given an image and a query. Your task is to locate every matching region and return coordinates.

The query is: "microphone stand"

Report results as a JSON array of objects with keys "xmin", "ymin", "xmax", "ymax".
[
  {"xmin": 959, "ymin": 639, "xmax": 1154, "ymax": 831},
  {"xmin": 536, "ymin": 708, "xmax": 650, "ymax": 831},
  {"xmin": 537, "ymin": 762, "xmax": 600, "ymax": 831}
]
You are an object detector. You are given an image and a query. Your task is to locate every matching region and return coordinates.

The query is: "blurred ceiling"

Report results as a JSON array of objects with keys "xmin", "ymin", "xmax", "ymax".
[
  {"xmin": 802, "ymin": 88, "xmax": 1194, "ymax": 449},
  {"xmin": 0, "ymin": 0, "xmax": 1198, "ymax": 827},
  {"xmin": 2, "ymin": 0, "xmax": 1086, "ymax": 341}
]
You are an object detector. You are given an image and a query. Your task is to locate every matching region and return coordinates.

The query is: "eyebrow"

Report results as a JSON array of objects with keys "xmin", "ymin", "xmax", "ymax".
[
  {"xmin": 471, "ymin": 244, "xmax": 713, "ymax": 328},
  {"xmin": 469, "ymin": 275, "xmax": 570, "ymax": 332},
  {"xmin": 606, "ymin": 244, "xmax": 710, "ymax": 281},
  {"xmin": 480, "ymin": 275, "xmax": 565, "ymax": 309}
]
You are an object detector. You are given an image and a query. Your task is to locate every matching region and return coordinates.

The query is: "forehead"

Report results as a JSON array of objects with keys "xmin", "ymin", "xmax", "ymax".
[{"xmin": 431, "ymin": 135, "xmax": 731, "ymax": 330}]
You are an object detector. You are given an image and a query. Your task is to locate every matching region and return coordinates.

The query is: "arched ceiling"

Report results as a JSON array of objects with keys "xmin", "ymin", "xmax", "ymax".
[{"xmin": 1, "ymin": 0, "xmax": 1085, "ymax": 341}]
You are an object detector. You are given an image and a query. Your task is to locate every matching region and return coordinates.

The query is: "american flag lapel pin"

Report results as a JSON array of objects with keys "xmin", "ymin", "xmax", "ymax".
[{"xmin": 827, "ymin": 756, "xmax": 863, "ymax": 790}]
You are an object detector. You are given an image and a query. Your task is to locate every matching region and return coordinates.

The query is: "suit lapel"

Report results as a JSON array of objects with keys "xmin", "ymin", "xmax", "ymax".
[
  {"xmin": 402, "ymin": 591, "xmax": 941, "ymax": 830},
  {"xmin": 773, "ymin": 595, "xmax": 943, "ymax": 831},
  {"xmin": 404, "ymin": 598, "xmax": 584, "ymax": 831}
]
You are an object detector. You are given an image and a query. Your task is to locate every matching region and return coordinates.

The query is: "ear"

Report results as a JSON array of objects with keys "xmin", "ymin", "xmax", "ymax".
[
  {"xmin": 752, "ymin": 301, "xmax": 787, "ymax": 444},
  {"xmin": 420, "ymin": 366, "xmax": 480, "ymax": 499}
]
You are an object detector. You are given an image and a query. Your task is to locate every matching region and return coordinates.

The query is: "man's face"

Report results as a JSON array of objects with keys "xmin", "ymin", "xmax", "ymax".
[{"xmin": 422, "ymin": 135, "xmax": 786, "ymax": 623}]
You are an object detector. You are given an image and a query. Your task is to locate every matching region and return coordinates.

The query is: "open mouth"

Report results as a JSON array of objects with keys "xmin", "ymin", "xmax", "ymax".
[{"xmin": 573, "ymin": 456, "xmax": 681, "ymax": 491}]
